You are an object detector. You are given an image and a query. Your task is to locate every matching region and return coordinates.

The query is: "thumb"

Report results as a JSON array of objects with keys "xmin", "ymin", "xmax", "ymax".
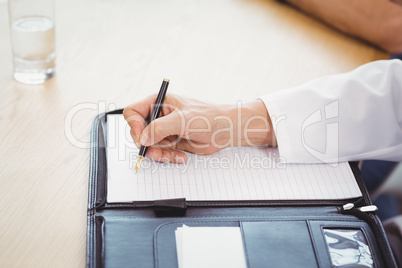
[{"xmin": 140, "ymin": 110, "xmax": 183, "ymax": 146}]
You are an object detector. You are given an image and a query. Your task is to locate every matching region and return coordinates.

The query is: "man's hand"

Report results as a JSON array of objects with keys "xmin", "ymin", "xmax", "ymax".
[{"xmin": 123, "ymin": 94, "xmax": 276, "ymax": 164}]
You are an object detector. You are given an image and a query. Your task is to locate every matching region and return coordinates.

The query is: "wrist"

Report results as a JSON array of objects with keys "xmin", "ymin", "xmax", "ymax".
[{"xmin": 228, "ymin": 100, "xmax": 276, "ymax": 147}]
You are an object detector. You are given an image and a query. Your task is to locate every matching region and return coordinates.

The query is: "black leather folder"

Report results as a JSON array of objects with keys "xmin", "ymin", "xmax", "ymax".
[{"xmin": 87, "ymin": 110, "xmax": 397, "ymax": 268}]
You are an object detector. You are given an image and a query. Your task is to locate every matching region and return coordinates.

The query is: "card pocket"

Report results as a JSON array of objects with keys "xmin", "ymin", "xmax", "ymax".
[
  {"xmin": 308, "ymin": 220, "xmax": 382, "ymax": 267},
  {"xmin": 240, "ymin": 221, "xmax": 317, "ymax": 268},
  {"xmin": 154, "ymin": 221, "xmax": 240, "ymax": 268},
  {"xmin": 155, "ymin": 220, "xmax": 320, "ymax": 268}
]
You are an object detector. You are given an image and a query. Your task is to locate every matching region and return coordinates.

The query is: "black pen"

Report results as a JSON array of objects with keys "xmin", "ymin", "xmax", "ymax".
[{"xmin": 135, "ymin": 78, "xmax": 170, "ymax": 173}]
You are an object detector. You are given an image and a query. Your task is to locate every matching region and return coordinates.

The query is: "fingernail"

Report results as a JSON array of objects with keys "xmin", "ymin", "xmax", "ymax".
[
  {"xmin": 175, "ymin": 156, "xmax": 185, "ymax": 164},
  {"xmin": 140, "ymin": 132, "xmax": 149, "ymax": 145}
]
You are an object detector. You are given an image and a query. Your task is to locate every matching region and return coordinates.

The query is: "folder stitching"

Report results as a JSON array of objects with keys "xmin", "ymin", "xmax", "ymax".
[
  {"xmin": 239, "ymin": 222, "xmax": 251, "ymax": 268},
  {"xmin": 306, "ymin": 220, "xmax": 321, "ymax": 267},
  {"xmin": 87, "ymin": 114, "xmax": 100, "ymax": 267}
]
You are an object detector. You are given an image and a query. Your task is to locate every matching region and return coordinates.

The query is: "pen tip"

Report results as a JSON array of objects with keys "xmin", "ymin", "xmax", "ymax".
[
  {"xmin": 135, "ymin": 156, "xmax": 144, "ymax": 174},
  {"xmin": 163, "ymin": 78, "xmax": 170, "ymax": 83}
]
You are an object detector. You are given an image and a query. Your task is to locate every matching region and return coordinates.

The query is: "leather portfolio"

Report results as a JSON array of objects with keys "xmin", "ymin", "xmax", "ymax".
[{"xmin": 86, "ymin": 110, "xmax": 397, "ymax": 268}]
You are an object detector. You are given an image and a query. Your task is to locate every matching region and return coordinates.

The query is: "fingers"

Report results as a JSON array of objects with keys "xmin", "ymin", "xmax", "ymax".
[
  {"xmin": 175, "ymin": 139, "xmax": 219, "ymax": 155},
  {"xmin": 139, "ymin": 137, "xmax": 217, "ymax": 164},
  {"xmin": 124, "ymin": 94, "xmax": 180, "ymax": 144},
  {"xmin": 139, "ymin": 110, "xmax": 183, "ymax": 146},
  {"xmin": 149, "ymin": 136, "xmax": 219, "ymax": 156},
  {"xmin": 146, "ymin": 147, "xmax": 187, "ymax": 164},
  {"xmin": 123, "ymin": 95, "xmax": 158, "ymax": 142}
]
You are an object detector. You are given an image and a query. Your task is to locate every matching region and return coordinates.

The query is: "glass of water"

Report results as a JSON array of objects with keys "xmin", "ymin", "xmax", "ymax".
[{"xmin": 8, "ymin": 0, "xmax": 55, "ymax": 85}]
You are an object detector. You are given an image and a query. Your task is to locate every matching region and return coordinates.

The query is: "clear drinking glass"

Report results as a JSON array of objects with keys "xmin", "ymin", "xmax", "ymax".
[{"xmin": 8, "ymin": 0, "xmax": 56, "ymax": 85}]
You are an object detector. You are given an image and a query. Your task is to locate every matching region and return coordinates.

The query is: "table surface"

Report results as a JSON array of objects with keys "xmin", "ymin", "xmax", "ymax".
[{"xmin": 0, "ymin": 0, "xmax": 388, "ymax": 267}]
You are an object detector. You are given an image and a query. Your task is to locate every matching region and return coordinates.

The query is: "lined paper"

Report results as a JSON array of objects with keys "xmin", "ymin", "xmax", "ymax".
[{"xmin": 106, "ymin": 115, "xmax": 362, "ymax": 203}]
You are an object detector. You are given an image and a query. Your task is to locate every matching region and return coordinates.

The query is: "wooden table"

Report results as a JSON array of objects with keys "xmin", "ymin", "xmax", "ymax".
[{"xmin": 0, "ymin": 0, "xmax": 387, "ymax": 267}]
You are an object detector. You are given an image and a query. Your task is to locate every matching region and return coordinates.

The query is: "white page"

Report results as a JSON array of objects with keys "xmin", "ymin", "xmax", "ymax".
[
  {"xmin": 175, "ymin": 225, "xmax": 247, "ymax": 268},
  {"xmin": 175, "ymin": 228, "xmax": 183, "ymax": 268},
  {"xmin": 107, "ymin": 114, "xmax": 362, "ymax": 203}
]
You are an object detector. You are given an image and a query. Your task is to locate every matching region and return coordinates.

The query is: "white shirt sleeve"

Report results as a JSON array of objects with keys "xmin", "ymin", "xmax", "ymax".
[{"xmin": 259, "ymin": 59, "xmax": 402, "ymax": 163}]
